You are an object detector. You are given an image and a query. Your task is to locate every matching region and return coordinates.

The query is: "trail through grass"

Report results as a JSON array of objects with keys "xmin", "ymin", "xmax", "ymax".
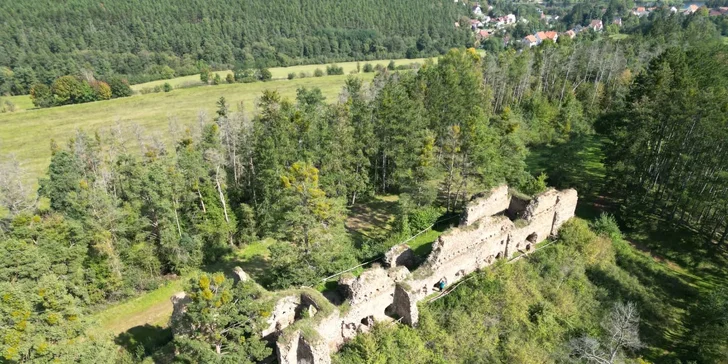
[{"xmin": 88, "ymin": 279, "xmax": 184, "ymax": 336}]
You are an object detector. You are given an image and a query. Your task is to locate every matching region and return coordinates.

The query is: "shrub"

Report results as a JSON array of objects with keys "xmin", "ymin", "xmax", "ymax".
[
  {"xmin": 408, "ymin": 206, "xmax": 442, "ymax": 232},
  {"xmin": 518, "ymin": 172, "xmax": 548, "ymax": 197},
  {"xmin": 326, "ymin": 64, "xmax": 344, "ymax": 75},
  {"xmin": 287, "ymin": 72, "xmax": 296, "ymax": 80},
  {"xmin": 314, "ymin": 68, "xmax": 324, "ymax": 77},
  {"xmin": 258, "ymin": 68, "xmax": 272, "ymax": 81},
  {"xmin": 153, "ymin": 85, "xmax": 163, "ymax": 93},
  {"xmin": 387, "ymin": 60, "xmax": 396, "ymax": 70},
  {"xmin": 52, "ymin": 75, "xmax": 83, "ymax": 105},
  {"xmin": 30, "ymin": 83, "xmax": 54, "ymax": 108},
  {"xmin": 591, "ymin": 213, "xmax": 622, "ymax": 241},
  {"xmin": 363, "ymin": 63, "xmax": 374, "ymax": 72},
  {"xmin": 212, "ymin": 73, "xmax": 222, "ymax": 85},
  {"xmin": 225, "ymin": 73, "xmax": 235, "ymax": 84},
  {"xmin": 0, "ymin": 99, "xmax": 17, "ymax": 112},
  {"xmin": 92, "ymin": 80, "xmax": 112, "ymax": 100},
  {"xmin": 298, "ymin": 72, "xmax": 309, "ymax": 78},
  {"xmin": 163, "ymin": 82, "xmax": 173, "ymax": 92},
  {"xmin": 107, "ymin": 77, "xmax": 133, "ymax": 98},
  {"xmin": 200, "ymin": 66, "xmax": 211, "ymax": 84}
]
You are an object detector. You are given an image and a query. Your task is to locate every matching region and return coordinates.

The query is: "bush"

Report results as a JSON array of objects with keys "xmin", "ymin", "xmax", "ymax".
[
  {"xmin": 287, "ymin": 72, "xmax": 296, "ymax": 80},
  {"xmin": 518, "ymin": 172, "xmax": 548, "ymax": 197},
  {"xmin": 163, "ymin": 82, "xmax": 173, "ymax": 92},
  {"xmin": 0, "ymin": 99, "xmax": 17, "ymax": 113},
  {"xmin": 408, "ymin": 206, "xmax": 442, "ymax": 232},
  {"xmin": 200, "ymin": 66, "xmax": 211, "ymax": 84},
  {"xmin": 92, "ymin": 80, "xmax": 112, "ymax": 100},
  {"xmin": 314, "ymin": 68, "xmax": 324, "ymax": 77},
  {"xmin": 363, "ymin": 63, "xmax": 374, "ymax": 73},
  {"xmin": 591, "ymin": 213, "xmax": 622, "ymax": 241},
  {"xmin": 30, "ymin": 83, "xmax": 54, "ymax": 108},
  {"xmin": 153, "ymin": 85, "xmax": 163, "ymax": 92},
  {"xmin": 212, "ymin": 73, "xmax": 222, "ymax": 85},
  {"xmin": 298, "ymin": 72, "xmax": 309, "ymax": 78},
  {"xmin": 387, "ymin": 60, "xmax": 396, "ymax": 70},
  {"xmin": 326, "ymin": 64, "xmax": 344, "ymax": 75},
  {"xmin": 107, "ymin": 77, "xmax": 133, "ymax": 98},
  {"xmin": 225, "ymin": 73, "xmax": 235, "ymax": 84},
  {"xmin": 258, "ymin": 68, "xmax": 272, "ymax": 81}
]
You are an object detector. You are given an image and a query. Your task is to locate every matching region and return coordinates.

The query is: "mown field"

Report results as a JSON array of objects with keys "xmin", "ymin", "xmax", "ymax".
[
  {"xmin": 131, "ymin": 58, "xmax": 432, "ymax": 91},
  {"xmin": 0, "ymin": 57, "xmax": 437, "ymax": 183},
  {"xmin": 0, "ymin": 73, "xmax": 372, "ymax": 182}
]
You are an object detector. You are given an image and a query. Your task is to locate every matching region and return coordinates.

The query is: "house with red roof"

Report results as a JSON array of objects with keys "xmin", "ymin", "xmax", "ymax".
[{"xmin": 589, "ymin": 19, "xmax": 604, "ymax": 32}]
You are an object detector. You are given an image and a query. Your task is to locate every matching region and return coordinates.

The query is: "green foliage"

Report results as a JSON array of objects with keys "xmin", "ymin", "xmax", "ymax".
[
  {"xmin": 326, "ymin": 64, "xmax": 344, "ymax": 75},
  {"xmin": 681, "ymin": 287, "xmax": 728, "ymax": 363},
  {"xmin": 287, "ymin": 72, "xmax": 296, "ymax": 80},
  {"xmin": 518, "ymin": 172, "xmax": 548, "ymax": 197},
  {"xmin": 163, "ymin": 82, "xmax": 173, "ymax": 92},
  {"xmin": 225, "ymin": 73, "xmax": 235, "ymax": 84},
  {"xmin": 212, "ymin": 73, "xmax": 222, "ymax": 85},
  {"xmin": 107, "ymin": 77, "xmax": 133, "ymax": 98},
  {"xmin": 591, "ymin": 213, "xmax": 622, "ymax": 241},
  {"xmin": 602, "ymin": 46, "xmax": 728, "ymax": 243},
  {"xmin": 337, "ymin": 221, "xmax": 614, "ymax": 363},
  {"xmin": 30, "ymin": 83, "xmax": 54, "ymax": 108},
  {"xmin": 172, "ymin": 273, "xmax": 271, "ymax": 363},
  {"xmin": 257, "ymin": 68, "xmax": 272, "ymax": 81},
  {"xmin": 362, "ymin": 63, "xmax": 374, "ymax": 72},
  {"xmin": 200, "ymin": 66, "xmax": 211, "ymax": 84},
  {"xmin": 408, "ymin": 206, "xmax": 442, "ymax": 232},
  {"xmin": 0, "ymin": 0, "xmax": 468, "ymax": 87},
  {"xmin": 314, "ymin": 68, "xmax": 324, "ymax": 77}
]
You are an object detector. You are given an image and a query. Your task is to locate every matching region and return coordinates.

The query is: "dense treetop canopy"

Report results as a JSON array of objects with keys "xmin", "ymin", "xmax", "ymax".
[{"xmin": 0, "ymin": 0, "xmax": 470, "ymax": 87}]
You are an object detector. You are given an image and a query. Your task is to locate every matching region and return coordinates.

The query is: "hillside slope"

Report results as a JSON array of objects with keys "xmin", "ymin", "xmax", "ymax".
[{"xmin": 0, "ymin": 0, "xmax": 469, "ymax": 87}]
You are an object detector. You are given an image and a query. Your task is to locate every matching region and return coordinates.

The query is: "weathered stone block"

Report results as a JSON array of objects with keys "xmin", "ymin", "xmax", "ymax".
[
  {"xmin": 276, "ymin": 331, "xmax": 331, "ymax": 364},
  {"xmin": 460, "ymin": 185, "xmax": 510, "ymax": 226},
  {"xmin": 383, "ymin": 243, "xmax": 416, "ymax": 269},
  {"xmin": 393, "ymin": 283, "xmax": 419, "ymax": 326},
  {"xmin": 232, "ymin": 266, "xmax": 248, "ymax": 283},
  {"xmin": 262, "ymin": 295, "xmax": 301, "ymax": 337}
]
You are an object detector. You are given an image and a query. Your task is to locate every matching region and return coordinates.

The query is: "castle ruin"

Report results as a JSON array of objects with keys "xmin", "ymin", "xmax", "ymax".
[{"xmin": 171, "ymin": 185, "xmax": 578, "ymax": 364}]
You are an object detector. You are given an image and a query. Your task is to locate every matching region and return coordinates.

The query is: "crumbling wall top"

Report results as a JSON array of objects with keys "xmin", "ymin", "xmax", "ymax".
[{"xmin": 460, "ymin": 185, "xmax": 510, "ymax": 226}]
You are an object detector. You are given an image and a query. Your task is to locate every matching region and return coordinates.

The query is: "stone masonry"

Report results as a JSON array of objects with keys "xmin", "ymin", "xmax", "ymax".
[{"xmin": 170, "ymin": 185, "xmax": 578, "ymax": 364}]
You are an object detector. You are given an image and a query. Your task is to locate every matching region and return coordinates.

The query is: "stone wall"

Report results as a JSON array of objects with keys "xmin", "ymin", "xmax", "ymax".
[
  {"xmin": 459, "ymin": 185, "xmax": 510, "ymax": 226},
  {"xmin": 170, "ymin": 185, "xmax": 579, "ymax": 364}
]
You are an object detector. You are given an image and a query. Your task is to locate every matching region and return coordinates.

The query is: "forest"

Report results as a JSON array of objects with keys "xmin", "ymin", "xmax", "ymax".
[
  {"xmin": 1, "ymin": 4, "xmax": 728, "ymax": 364},
  {"xmin": 0, "ymin": 0, "xmax": 469, "ymax": 92}
]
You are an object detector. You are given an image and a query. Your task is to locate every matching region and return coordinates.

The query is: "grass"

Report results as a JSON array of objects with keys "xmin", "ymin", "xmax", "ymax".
[
  {"xmin": 1, "ymin": 94, "xmax": 34, "ymax": 111},
  {"xmin": 346, "ymin": 194, "xmax": 399, "ymax": 238},
  {"xmin": 526, "ymin": 134, "xmax": 608, "ymax": 220},
  {"xmin": 88, "ymin": 279, "xmax": 185, "ymax": 337},
  {"xmin": 88, "ymin": 238, "xmax": 275, "ymax": 341},
  {"xmin": 131, "ymin": 57, "xmax": 434, "ymax": 91},
  {"xmin": 0, "ymin": 74, "xmax": 374, "ymax": 183}
]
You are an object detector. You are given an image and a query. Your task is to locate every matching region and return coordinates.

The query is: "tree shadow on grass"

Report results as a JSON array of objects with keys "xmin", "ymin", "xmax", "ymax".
[
  {"xmin": 115, "ymin": 324, "xmax": 173, "ymax": 360},
  {"xmin": 627, "ymin": 216, "xmax": 728, "ymax": 290},
  {"xmin": 203, "ymin": 253, "xmax": 270, "ymax": 282},
  {"xmin": 585, "ymin": 266, "xmax": 685, "ymax": 362},
  {"xmin": 526, "ymin": 135, "xmax": 610, "ymax": 220}
]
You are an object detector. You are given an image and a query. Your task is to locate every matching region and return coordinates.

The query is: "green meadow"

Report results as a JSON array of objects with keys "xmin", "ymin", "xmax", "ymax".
[{"xmin": 0, "ymin": 73, "xmax": 373, "ymax": 182}]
